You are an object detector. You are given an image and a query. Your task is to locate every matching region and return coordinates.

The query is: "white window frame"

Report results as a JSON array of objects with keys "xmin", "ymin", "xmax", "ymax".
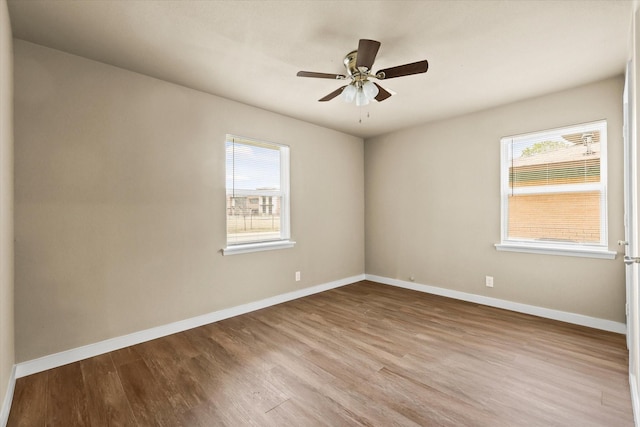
[
  {"xmin": 223, "ymin": 135, "xmax": 295, "ymax": 256},
  {"xmin": 495, "ymin": 120, "xmax": 616, "ymax": 259}
]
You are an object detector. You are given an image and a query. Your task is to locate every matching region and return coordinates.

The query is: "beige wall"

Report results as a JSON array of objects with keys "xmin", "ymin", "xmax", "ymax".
[
  {"xmin": 10, "ymin": 37, "xmax": 628, "ymax": 363},
  {"xmin": 13, "ymin": 40, "xmax": 364, "ymax": 362},
  {"xmin": 365, "ymin": 76, "xmax": 626, "ymax": 323},
  {"xmin": 0, "ymin": 0, "xmax": 14, "ymax": 413}
]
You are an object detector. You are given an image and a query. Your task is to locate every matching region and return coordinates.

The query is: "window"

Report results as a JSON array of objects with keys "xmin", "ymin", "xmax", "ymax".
[
  {"xmin": 495, "ymin": 120, "xmax": 615, "ymax": 259},
  {"xmin": 223, "ymin": 135, "xmax": 294, "ymax": 255}
]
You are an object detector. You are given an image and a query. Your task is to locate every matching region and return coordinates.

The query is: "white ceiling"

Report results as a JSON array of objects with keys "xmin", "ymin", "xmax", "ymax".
[{"xmin": 6, "ymin": 0, "xmax": 634, "ymax": 139}]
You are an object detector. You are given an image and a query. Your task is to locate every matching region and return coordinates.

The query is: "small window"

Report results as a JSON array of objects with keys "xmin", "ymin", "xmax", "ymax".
[
  {"xmin": 495, "ymin": 120, "xmax": 615, "ymax": 259},
  {"xmin": 223, "ymin": 135, "xmax": 294, "ymax": 255}
]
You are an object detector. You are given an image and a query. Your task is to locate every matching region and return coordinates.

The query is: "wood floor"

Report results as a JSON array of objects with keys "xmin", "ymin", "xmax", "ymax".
[{"xmin": 7, "ymin": 281, "xmax": 634, "ymax": 426}]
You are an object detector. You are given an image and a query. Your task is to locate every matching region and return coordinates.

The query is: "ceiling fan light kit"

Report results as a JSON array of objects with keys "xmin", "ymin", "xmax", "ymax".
[{"xmin": 297, "ymin": 39, "xmax": 429, "ymax": 106}]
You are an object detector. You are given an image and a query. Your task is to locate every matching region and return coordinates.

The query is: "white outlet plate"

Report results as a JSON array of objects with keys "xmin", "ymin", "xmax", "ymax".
[
  {"xmin": 485, "ymin": 276, "xmax": 494, "ymax": 287},
  {"xmin": 295, "ymin": 271, "xmax": 301, "ymax": 281}
]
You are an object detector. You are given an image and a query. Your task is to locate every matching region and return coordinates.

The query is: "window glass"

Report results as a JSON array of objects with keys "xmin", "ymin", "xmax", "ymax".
[
  {"xmin": 498, "ymin": 120, "xmax": 610, "ymax": 256},
  {"xmin": 225, "ymin": 136, "xmax": 290, "ymax": 247}
]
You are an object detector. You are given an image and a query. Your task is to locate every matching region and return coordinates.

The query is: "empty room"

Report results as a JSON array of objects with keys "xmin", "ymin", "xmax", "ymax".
[{"xmin": 2, "ymin": 0, "xmax": 640, "ymax": 425}]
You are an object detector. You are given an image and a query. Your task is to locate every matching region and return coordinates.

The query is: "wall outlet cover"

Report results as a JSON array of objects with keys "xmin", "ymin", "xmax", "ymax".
[{"xmin": 485, "ymin": 276, "xmax": 494, "ymax": 287}]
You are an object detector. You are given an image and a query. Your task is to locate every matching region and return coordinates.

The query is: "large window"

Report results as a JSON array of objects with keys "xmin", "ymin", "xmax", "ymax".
[
  {"xmin": 496, "ymin": 120, "xmax": 615, "ymax": 259},
  {"xmin": 223, "ymin": 135, "xmax": 294, "ymax": 255}
]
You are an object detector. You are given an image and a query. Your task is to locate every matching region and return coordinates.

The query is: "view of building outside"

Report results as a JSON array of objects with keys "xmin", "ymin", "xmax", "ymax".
[
  {"xmin": 226, "ymin": 194, "xmax": 282, "ymax": 243},
  {"xmin": 226, "ymin": 138, "xmax": 283, "ymax": 244},
  {"xmin": 507, "ymin": 130, "xmax": 602, "ymax": 244}
]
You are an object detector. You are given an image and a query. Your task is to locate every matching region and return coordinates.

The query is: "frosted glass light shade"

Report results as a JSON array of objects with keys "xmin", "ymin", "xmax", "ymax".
[
  {"xmin": 362, "ymin": 81, "xmax": 379, "ymax": 100},
  {"xmin": 342, "ymin": 84, "xmax": 357, "ymax": 103},
  {"xmin": 355, "ymin": 87, "xmax": 369, "ymax": 106}
]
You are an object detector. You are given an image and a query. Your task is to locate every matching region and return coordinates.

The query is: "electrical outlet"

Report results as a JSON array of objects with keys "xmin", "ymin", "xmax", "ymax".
[
  {"xmin": 295, "ymin": 271, "xmax": 301, "ymax": 282},
  {"xmin": 485, "ymin": 276, "xmax": 494, "ymax": 288}
]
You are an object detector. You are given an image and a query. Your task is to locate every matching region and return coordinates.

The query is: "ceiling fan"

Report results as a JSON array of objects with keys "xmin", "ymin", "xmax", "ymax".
[{"xmin": 297, "ymin": 39, "xmax": 429, "ymax": 106}]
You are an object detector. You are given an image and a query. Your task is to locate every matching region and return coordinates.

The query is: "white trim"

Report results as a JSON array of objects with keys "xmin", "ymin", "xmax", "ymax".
[
  {"xmin": 222, "ymin": 239, "xmax": 296, "ymax": 255},
  {"xmin": 501, "ymin": 119, "xmax": 609, "ymax": 142},
  {"xmin": 14, "ymin": 274, "xmax": 364, "ymax": 378},
  {"xmin": 631, "ymin": 373, "xmax": 640, "ymax": 427},
  {"xmin": 509, "ymin": 182, "xmax": 602, "ymax": 196},
  {"xmin": 279, "ymin": 145, "xmax": 291, "ymax": 241},
  {"xmin": 0, "ymin": 365, "xmax": 16, "ymax": 427},
  {"xmin": 495, "ymin": 242, "xmax": 617, "ymax": 259},
  {"xmin": 365, "ymin": 274, "xmax": 626, "ymax": 334}
]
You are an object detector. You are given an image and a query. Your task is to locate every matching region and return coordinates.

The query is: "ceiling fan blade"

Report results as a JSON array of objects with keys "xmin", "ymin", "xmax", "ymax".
[
  {"xmin": 297, "ymin": 71, "xmax": 346, "ymax": 80},
  {"xmin": 356, "ymin": 39, "xmax": 381, "ymax": 71},
  {"xmin": 376, "ymin": 60, "xmax": 429, "ymax": 79},
  {"xmin": 373, "ymin": 83, "xmax": 392, "ymax": 102},
  {"xmin": 318, "ymin": 86, "xmax": 347, "ymax": 102}
]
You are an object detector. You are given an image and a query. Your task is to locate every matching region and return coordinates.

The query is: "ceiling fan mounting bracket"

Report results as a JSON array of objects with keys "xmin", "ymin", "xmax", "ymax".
[
  {"xmin": 343, "ymin": 50, "xmax": 358, "ymax": 77},
  {"xmin": 343, "ymin": 50, "xmax": 370, "ymax": 83}
]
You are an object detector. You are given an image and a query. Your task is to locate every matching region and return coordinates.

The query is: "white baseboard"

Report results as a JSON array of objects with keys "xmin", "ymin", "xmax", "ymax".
[
  {"xmin": 15, "ymin": 274, "xmax": 365, "ymax": 378},
  {"xmin": 365, "ymin": 274, "xmax": 627, "ymax": 334},
  {"xmin": 631, "ymin": 373, "xmax": 640, "ymax": 427},
  {"xmin": 0, "ymin": 365, "xmax": 16, "ymax": 427}
]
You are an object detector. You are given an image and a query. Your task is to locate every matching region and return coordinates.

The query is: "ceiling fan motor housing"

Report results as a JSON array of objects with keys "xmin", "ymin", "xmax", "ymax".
[
  {"xmin": 344, "ymin": 50, "xmax": 359, "ymax": 77},
  {"xmin": 344, "ymin": 50, "xmax": 374, "ymax": 84}
]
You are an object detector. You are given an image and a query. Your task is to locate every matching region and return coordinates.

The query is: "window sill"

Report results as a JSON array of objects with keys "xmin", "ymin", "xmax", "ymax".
[
  {"xmin": 223, "ymin": 240, "xmax": 296, "ymax": 256},
  {"xmin": 494, "ymin": 242, "xmax": 617, "ymax": 259}
]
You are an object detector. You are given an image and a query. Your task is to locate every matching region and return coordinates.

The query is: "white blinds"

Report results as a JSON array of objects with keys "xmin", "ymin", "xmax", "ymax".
[{"xmin": 226, "ymin": 137, "xmax": 281, "ymax": 194}]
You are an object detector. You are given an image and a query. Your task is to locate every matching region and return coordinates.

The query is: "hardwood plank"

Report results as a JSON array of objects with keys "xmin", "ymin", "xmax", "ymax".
[
  {"xmin": 265, "ymin": 365, "xmax": 372, "ymax": 426},
  {"xmin": 116, "ymin": 359, "xmax": 182, "ymax": 426},
  {"xmin": 134, "ymin": 332, "xmax": 200, "ymax": 364},
  {"xmin": 266, "ymin": 364, "xmax": 422, "ymax": 426},
  {"xmin": 263, "ymin": 398, "xmax": 330, "ymax": 427},
  {"xmin": 46, "ymin": 363, "xmax": 90, "ymax": 427},
  {"xmin": 178, "ymin": 355, "xmax": 274, "ymax": 426},
  {"xmin": 6, "ymin": 373, "xmax": 47, "ymax": 427},
  {"xmin": 110, "ymin": 345, "xmax": 143, "ymax": 367},
  {"xmin": 79, "ymin": 354, "xmax": 138, "ymax": 426}
]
